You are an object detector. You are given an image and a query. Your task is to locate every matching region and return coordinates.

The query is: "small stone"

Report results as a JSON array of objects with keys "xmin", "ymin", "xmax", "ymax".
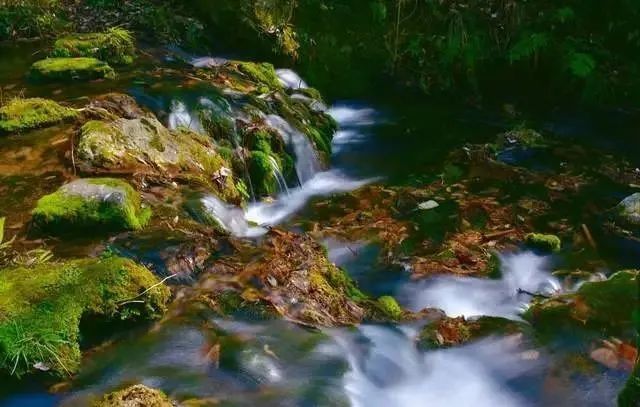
[{"xmin": 418, "ymin": 200, "xmax": 440, "ymax": 211}]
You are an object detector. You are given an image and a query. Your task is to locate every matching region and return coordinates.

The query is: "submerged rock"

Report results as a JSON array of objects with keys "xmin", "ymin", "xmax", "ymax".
[
  {"xmin": 77, "ymin": 117, "xmax": 240, "ymax": 202},
  {"xmin": 94, "ymin": 384, "xmax": 173, "ymax": 407},
  {"xmin": 0, "ymin": 98, "xmax": 78, "ymax": 133},
  {"xmin": 418, "ymin": 316, "xmax": 522, "ymax": 349},
  {"xmin": 32, "ymin": 178, "xmax": 151, "ymax": 233},
  {"xmin": 51, "ymin": 28, "xmax": 135, "ymax": 65},
  {"xmin": 525, "ymin": 270, "xmax": 639, "ymax": 331},
  {"xmin": 0, "ymin": 254, "xmax": 170, "ymax": 377},
  {"xmin": 29, "ymin": 57, "xmax": 116, "ymax": 82}
]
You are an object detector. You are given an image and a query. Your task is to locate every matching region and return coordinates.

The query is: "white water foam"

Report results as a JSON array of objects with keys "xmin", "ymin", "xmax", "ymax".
[
  {"xmin": 401, "ymin": 251, "xmax": 561, "ymax": 319},
  {"xmin": 276, "ymin": 68, "xmax": 308, "ymax": 90},
  {"xmin": 168, "ymin": 100, "xmax": 204, "ymax": 133},
  {"xmin": 328, "ymin": 325, "xmax": 540, "ymax": 407},
  {"xmin": 201, "ymin": 195, "xmax": 266, "ymax": 238}
]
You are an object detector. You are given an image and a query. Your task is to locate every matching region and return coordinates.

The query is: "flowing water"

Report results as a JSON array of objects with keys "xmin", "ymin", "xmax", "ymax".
[{"xmin": 0, "ymin": 44, "xmax": 634, "ymax": 406}]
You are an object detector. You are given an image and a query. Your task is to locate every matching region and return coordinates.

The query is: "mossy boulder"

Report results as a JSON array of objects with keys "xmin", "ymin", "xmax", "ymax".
[
  {"xmin": 614, "ymin": 193, "xmax": 640, "ymax": 229},
  {"xmin": 0, "ymin": 98, "xmax": 78, "ymax": 133},
  {"xmin": 32, "ymin": 178, "xmax": 151, "ymax": 233},
  {"xmin": 418, "ymin": 316, "xmax": 522, "ymax": 349},
  {"xmin": 524, "ymin": 270, "xmax": 639, "ymax": 330},
  {"xmin": 29, "ymin": 57, "xmax": 116, "ymax": 82},
  {"xmin": 525, "ymin": 233, "xmax": 561, "ymax": 253},
  {"xmin": 249, "ymin": 150, "xmax": 279, "ymax": 197},
  {"xmin": 94, "ymin": 384, "xmax": 173, "ymax": 407},
  {"xmin": 77, "ymin": 117, "xmax": 240, "ymax": 202},
  {"xmin": 0, "ymin": 255, "xmax": 170, "ymax": 377},
  {"xmin": 232, "ymin": 61, "xmax": 282, "ymax": 91},
  {"xmin": 51, "ymin": 28, "xmax": 135, "ymax": 65}
]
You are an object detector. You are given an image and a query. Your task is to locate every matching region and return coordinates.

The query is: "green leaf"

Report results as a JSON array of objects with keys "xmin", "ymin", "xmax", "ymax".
[
  {"xmin": 568, "ymin": 52, "xmax": 596, "ymax": 78},
  {"xmin": 509, "ymin": 33, "xmax": 549, "ymax": 62}
]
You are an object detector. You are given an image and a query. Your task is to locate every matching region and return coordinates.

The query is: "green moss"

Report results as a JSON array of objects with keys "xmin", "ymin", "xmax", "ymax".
[
  {"xmin": 249, "ymin": 150, "xmax": 278, "ymax": 197},
  {"xmin": 51, "ymin": 28, "xmax": 136, "ymax": 65},
  {"xmin": 376, "ymin": 296, "xmax": 403, "ymax": 320},
  {"xmin": 0, "ymin": 255, "xmax": 170, "ymax": 377},
  {"xmin": 32, "ymin": 178, "xmax": 151, "ymax": 233},
  {"xmin": 29, "ymin": 58, "xmax": 116, "ymax": 82},
  {"xmin": 0, "ymin": 98, "xmax": 78, "ymax": 133},
  {"xmin": 418, "ymin": 316, "xmax": 521, "ymax": 349},
  {"xmin": 525, "ymin": 233, "xmax": 561, "ymax": 252},
  {"xmin": 94, "ymin": 384, "xmax": 173, "ymax": 407},
  {"xmin": 298, "ymin": 87, "xmax": 323, "ymax": 101},
  {"xmin": 486, "ymin": 252, "xmax": 502, "ymax": 279},
  {"xmin": 235, "ymin": 61, "xmax": 282, "ymax": 90}
]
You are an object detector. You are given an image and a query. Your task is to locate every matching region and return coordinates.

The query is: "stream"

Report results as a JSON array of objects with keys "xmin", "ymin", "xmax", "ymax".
[{"xmin": 0, "ymin": 44, "xmax": 634, "ymax": 406}]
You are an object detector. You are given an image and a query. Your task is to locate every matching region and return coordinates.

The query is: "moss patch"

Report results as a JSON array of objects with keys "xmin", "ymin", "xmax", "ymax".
[
  {"xmin": 0, "ymin": 98, "xmax": 77, "ymax": 133},
  {"xmin": 249, "ymin": 150, "xmax": 278, "ymax": 197},
  {"xmin": 376, "ymin": 296, "xmax": 403, "ymax": 320},
  {"xmin": 51, "ymin": 28, "xmax": 135, "ymax": 65},
  {"xmin": 0, "ymin": 255, "xmax": 170, "ymax": 377},
  {"xmin": 32, "ymin": 178, "xmax": 151, "ymax": 233},
  {"xmin": 525, "ymin": 233, "xmax": 561, "ymax": 253},
  {"xmin": 418, "ymin": 316, "xmax": 522, "ymax": 349},
  {"xmin": 29, "ymin": 57, "xmax": 116, "ymax": 82},
  {"xmin": 234, "ymin": 61, "xmax": 282, "ymax": 91}
]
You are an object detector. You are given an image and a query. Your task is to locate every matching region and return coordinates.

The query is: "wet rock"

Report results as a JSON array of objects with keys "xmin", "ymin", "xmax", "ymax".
[
  {"xmin": 614, "ymin": 193, "xmax": 640, "ymax": 229},
  {"xmin": 524, "ymin": 270, "xmax": 638, "ymax": 331},
  {"xmin": 51, "ymin": 28, "xmax": 135, "ymax": 65},
  {"xmin": 191, "ymin": 230, "xmax": 405, "ymax": 327},
  {"xmin": 0, "ymin": 98, "xmax": 78, "ymax": 133},
  {"xmin": 525, "ymin": 233, "xmax": 562, "ymax": 253},
  {"xmin": 94, "ymin": 384, "xmax": 173, "ymax": 407},
  {"xmin": 29, "ymin": 57, "xmax": 116, "ymax": 82},
  {"xmin": 87, "ymin": 93, "xmax": 151, "ymax": 120},
  {"xmin": 418, "ymin": 316, "xmax": 522, "ymax": 349},
  {"xmin": 0, "ymin": 255, "xmax": 170, "ymax": 377},
  {"xmin": 32, "ymin": 178, "xmax": 151, "ymax": 233},
  {"xmin": 77, "ymin": 117, "xmax": 240, "ymax": 202}
]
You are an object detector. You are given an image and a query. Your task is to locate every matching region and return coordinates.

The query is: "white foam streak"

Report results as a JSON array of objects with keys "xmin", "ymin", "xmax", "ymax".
[
  {"xmin": 276, "ymin": 69, "xmax": 308, "ymax": 89},
  {"xmin": 402, "ymin": 252, "xmax": 560, "ymax": 319},
  {"xmin": 201, "ymin": 195, "xmax": 266, "ymax": 238}
]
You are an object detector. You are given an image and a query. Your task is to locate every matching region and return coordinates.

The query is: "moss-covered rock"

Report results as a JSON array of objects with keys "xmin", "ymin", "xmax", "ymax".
[
  {"xmin": 32, "ymin": 178, "xmax": 151, "ymax": 233},
  {"xmin": 249, "ymin": 150, "xmax": 278, "ymax": 197},
  {"xmin": 418, "ymin": 316, "xmax": 522, "ymax": 349},
  {"xmin": 0, "ymin": 255, "xmax": 170, "ymax": 377},
  {"xmin": 93, "ymin": 384, "xmax": 173, "ymax": 407},
  {"xmin": 619, "ymin": 363, "xmax": 640, "ymax": 407},
  {"xmin": 51, "ymin": 28, "xmax": 135, "ymax": 65},
  {"xmin": 614, "ymin": 193, "xmax": 640, "ymax": 229},
  {"xmin": 29, "ymin": 57, "xmax": 116, "ymax": 82},
  {"xmin": 525, "ymin": 233, "xmax": 561, "ymax": 253},
  {"xmin": 77, "ymin": 116, "xmax": 240, "ymax": 202},
  {"xmin": 524, "ymin": 270, "xmax": 639, "ymax": 330},
  {"xmin": 376, "ymin": 296, "xmax": 403, "ymax": 320},
  {"xmin": 0, "ymin": 98, "xmax": 78, "ymax": 133},
  {"xmin": 233, "ymin": 61, "xmax": 282, "ymax": 91}
]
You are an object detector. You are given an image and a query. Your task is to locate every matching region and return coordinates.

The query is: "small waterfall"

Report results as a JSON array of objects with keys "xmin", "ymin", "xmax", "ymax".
[
  {"xmin": 168, "ymin": 100, "xmax": 203, "ymax": 133},
  {"xmin": 201, "ymin": 195, "xmax": 265, "ymax": 238},
  {"xmin": 330, "ymin": 326, "xmax": 537, "ymax": 407},
  {"xmin": 265, "ymin": 114, "xmax": 322, "ymax": 185},
  {"xmin": 267, "ymin": 155, "xmax": 290, "ymax": 196},
  {"xmin": 401, "ymin": 251, "xmax": 560, "ymax": 319},
  {"xmin": 276, "ymin": 69, "xmax": 308, "ymax": 90}
]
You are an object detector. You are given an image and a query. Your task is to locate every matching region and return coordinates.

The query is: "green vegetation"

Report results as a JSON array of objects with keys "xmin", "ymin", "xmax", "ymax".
[
  {"xmin": 0, "ymin": 0, "xmax": 67, "ymax": 40},
  {"xmin": 51, "ymin": 27, "xmax": 136, "ymax": 65},
  {"xmin": 32, "ymin": 178, "xmax": 151, "ymax": 233},
  {"xmin": 525, "ymin": 233, "xmax": 562, "ymax": 253},
  {"xmin": 376, "ymin": 296, "xmax": 403, "ymax": 320},
  {"xmin": 234, "ymin": 61, "xmax": 282, "ymax": 91},
  {"xmin": 0, "ymin": 254, "xmax": 170, "ymax": 377},
  {"xmin": 248, "ymin": 150, "xmax": 278, "ymax": 198},
  {"xmin": 29, "ymin": 57, "xmax": 116, "ymax": 82},
  {"xmin": 0, "ymin": 98, "xmax": 78, "ymax": 133}
]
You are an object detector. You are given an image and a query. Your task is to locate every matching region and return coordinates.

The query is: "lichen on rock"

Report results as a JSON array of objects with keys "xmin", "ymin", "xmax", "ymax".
[
  {"xmin": 0, "ymin": 98, "xmax": 78, "ymax": 133},
  {"xmin": 32, "ymin": 178, "xmax": 151, "ymax": 233},
  {"xmin": 51, "ymin": 28, "xmax": 136, "ymax": 65},
  {"xmin": 29, "ymin": 57, "xmax": 116, "ymax": 82},
  {"xmin": 0, "ymin": 254, "xmax": 170, "ymax": 377}
]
